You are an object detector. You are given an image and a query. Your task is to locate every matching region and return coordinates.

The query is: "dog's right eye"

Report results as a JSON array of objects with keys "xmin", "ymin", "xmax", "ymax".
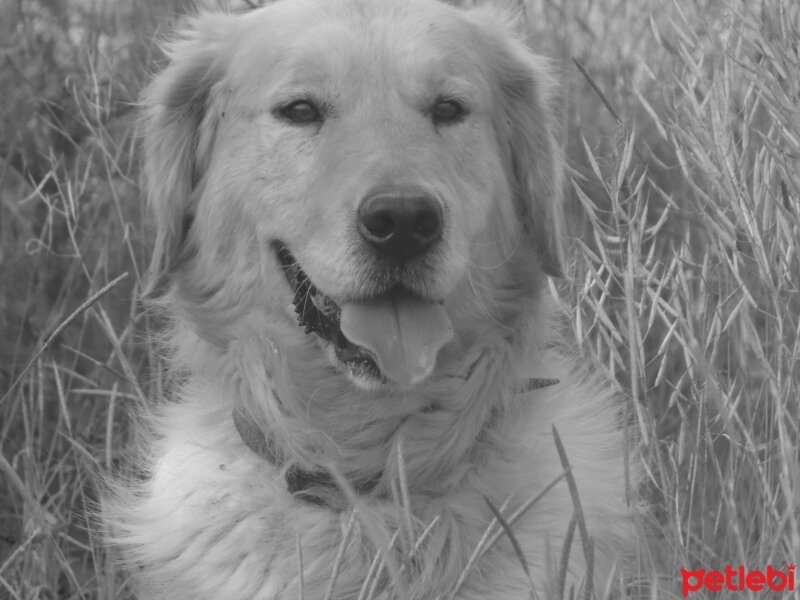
[{"xmin": 278, "ymin": 100, "xmax": 322, "ymax": 124}]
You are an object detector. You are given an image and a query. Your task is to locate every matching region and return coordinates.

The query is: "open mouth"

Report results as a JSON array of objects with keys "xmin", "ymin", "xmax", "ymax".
[
  {"xmin": 275, "ymin": 243, "xmax": 384, "ymax": 382},
  {"xmin": 274, "ymin": 243, "xmax": 454, "ymax": 386}
]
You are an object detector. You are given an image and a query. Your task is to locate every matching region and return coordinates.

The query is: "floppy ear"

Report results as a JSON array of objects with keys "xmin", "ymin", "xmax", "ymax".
[
  {"xmin": 140, "ymin": 13, "xmax": 237, "ymax": 294},
  {"xmin": 477, "ymin": 13, "xmax": 567, "ymax": 278}
]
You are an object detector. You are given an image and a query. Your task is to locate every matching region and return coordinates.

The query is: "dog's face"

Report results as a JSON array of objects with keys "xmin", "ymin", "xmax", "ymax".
[{"xmin": 144, "ymin": 0, "xmax": 564, "ymax": 389}]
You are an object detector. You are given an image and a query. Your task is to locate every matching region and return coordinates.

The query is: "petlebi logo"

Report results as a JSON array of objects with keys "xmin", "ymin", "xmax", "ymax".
[{"xmin": 681, "ymin": 564, "xmax": 796, "ymax": 596}]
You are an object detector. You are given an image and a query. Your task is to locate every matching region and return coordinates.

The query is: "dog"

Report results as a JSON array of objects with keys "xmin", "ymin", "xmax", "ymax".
[{"xmin": 105, "ymin": 0, "xmax": 638, "ymax": 598}]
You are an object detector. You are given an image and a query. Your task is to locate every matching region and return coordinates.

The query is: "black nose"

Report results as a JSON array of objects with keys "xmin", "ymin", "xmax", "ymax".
[{"xmin": 357, "ymin": 189, "xmax": 443, "ymax": 262}]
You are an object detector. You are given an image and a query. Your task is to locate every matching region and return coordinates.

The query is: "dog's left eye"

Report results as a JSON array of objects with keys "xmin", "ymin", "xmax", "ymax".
[
  {"xmin": 279, "ymin": 100, "xmax": 322, "ymax": 124},
  {"xmin": 431, "ymin": 98, "xmax": 467, "ymax": 125}
]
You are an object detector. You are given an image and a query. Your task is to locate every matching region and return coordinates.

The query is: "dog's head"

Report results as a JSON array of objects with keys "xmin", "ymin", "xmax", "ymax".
[{"xmin": 143, "ymin": 0, "xmax": 564, "ymax": 390}]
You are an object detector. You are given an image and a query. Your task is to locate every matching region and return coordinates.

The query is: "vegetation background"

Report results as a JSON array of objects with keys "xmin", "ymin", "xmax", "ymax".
[{"xmin": 0, "ymin": 0, "xmax": 797, "ymax": 598}]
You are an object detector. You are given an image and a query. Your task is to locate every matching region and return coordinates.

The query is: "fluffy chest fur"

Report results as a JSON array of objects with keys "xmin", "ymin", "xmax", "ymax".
[{"xmin": 108, "ymin": 328, "xmax": 635, "ymax": 599}]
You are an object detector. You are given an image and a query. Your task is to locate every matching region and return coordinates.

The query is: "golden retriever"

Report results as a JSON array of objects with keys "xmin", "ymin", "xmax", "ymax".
[{"xmin": 106, "ymin": 0, "xmax": 638, "ymax": 598}]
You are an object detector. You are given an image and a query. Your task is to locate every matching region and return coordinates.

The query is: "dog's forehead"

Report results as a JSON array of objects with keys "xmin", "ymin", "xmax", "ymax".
[
  {"xmin": 236, "ymin": 0, "xmax": 492, "ymax": 92},
  {"xmin": 249, "ymin": 0, "xmax": 468, "ymax": 35}
]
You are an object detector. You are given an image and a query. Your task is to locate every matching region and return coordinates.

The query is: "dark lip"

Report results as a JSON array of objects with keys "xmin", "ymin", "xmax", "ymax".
[{"xmin": 273, "ymin": 242, "xmax": 385, "ymax": 382}]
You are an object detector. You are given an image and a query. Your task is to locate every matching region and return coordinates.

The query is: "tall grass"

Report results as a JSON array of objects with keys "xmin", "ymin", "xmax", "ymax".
[
  {"xmin": 544, "ymin": 0, "xmax": 800, "ymax": 595},
  {"xmin": 1, "ymin": 0, "xmax": 798, "ymax": 598}
]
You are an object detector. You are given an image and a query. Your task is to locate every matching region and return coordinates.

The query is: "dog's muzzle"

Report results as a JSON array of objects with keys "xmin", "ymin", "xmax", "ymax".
[{"xmin": 275, "ymin": 243, "xmax": 453, "ymax": 386}]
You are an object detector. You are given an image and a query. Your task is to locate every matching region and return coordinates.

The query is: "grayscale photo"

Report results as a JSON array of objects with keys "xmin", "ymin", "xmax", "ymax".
[{"xmin": 1, "ymin": 1, "xmax": 798, "ymax": 598}]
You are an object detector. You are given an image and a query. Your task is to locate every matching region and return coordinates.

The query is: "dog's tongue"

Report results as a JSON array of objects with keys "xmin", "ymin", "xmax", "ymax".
[{"xmin": 340, "ymin": 295, "xmax": 453, "ymax": 385}]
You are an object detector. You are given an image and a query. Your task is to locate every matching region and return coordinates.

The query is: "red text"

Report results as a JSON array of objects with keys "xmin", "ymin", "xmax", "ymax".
[{"xmin": 681, "ymin": 564, "xmax": 795, "ymax": 596}]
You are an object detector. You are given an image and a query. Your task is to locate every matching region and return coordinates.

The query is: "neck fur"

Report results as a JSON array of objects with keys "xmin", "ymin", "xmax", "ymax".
[{"xmin": 167, "ymin": 271, "xmax": 550, "ymax": 499}]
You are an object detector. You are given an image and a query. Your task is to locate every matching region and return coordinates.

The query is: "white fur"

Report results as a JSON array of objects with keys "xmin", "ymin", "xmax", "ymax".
[{"xmin": 105, "ymin": 1, "xmax": 638, "ymax": 598}]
